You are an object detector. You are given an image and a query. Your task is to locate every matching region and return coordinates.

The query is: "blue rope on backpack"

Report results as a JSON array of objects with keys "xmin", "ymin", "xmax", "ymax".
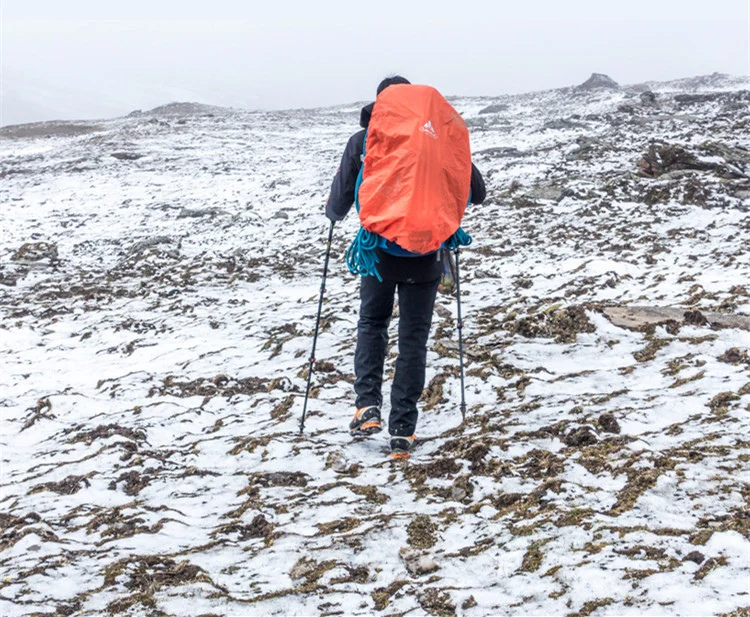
[
  {"xmin": 345, "ymin": 226, "xmax": 383, "ymax": 280},
  {"xmin": 345, "ymin": 130, "xmax": 473, "ymax": 281},
  {"xmin": 445, "ymin": 227, "xmax": 473, "ymax": 251}
]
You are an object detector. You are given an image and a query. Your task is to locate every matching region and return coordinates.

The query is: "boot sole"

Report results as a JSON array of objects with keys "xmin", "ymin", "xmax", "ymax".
[{"xmin": 350, "ymin": 421, "xmax": 382, "ymax": 437}]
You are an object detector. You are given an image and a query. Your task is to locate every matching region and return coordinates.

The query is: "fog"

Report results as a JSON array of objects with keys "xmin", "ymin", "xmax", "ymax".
[{"xmin": 1, "ymin": 0, "xmax": 748, "ymax": 126}]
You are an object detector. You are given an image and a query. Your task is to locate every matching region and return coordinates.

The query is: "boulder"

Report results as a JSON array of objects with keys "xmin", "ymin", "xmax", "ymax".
[
  {"xmin": 640, "ymin": 90, "xmax": 657, "ymax": 105},
  {"xmin": 602, "ymin": 306, "xmax": 750, "ymax": 332}
]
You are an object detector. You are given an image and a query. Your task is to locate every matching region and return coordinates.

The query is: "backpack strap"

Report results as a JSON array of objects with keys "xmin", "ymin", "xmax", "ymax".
[
  {"xmin": 353, "ymin": 131, "xmax": 367, "ymax": 214},
  {"xmin": 347, "ymin": 130, "xmax": 386, "ymax": 281}
]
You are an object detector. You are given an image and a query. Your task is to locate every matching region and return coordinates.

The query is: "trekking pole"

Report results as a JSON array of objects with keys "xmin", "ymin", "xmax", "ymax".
[
  {"xmin": 299, "ymin": 221, "xmax": 335, "ymax": 434},
  {"xmin": 454, "ymin": 247, "xmax": 467, "ymax": 422}
]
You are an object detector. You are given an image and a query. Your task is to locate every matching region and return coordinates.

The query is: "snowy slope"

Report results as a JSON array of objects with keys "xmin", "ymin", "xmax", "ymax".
[{"xmin": 1, "ymin": 75, "xmax": 749, "ymax": 617}]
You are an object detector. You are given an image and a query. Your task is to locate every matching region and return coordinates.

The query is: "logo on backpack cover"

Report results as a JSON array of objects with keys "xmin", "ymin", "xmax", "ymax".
[{"xmin": 419, "ymin": 120, "xmax": 438, "ymax": 139}]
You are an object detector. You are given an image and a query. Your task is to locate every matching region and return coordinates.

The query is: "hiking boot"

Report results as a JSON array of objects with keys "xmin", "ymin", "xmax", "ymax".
[
  {"xmin": 349, "ymin": 406, "xmax": 382, "ymax": 437},
  {"xmin": 390, "ymin": 434, "xmax": 417, "ymax": 459}
]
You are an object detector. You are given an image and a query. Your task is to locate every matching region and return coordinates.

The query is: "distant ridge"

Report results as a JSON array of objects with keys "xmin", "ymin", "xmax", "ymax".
[
  {"xmin": 628, "ymin": 71, "xmax": 748, "ymax": 92},
  {"xmin": 128, "ymin": 102, "xmax": 232, "ymax": 117}
]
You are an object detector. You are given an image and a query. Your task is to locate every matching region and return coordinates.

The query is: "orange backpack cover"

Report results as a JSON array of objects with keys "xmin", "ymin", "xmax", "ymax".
[{"xmin": 357, "ymin": 84, "xmax": 472, "ymax": 254}]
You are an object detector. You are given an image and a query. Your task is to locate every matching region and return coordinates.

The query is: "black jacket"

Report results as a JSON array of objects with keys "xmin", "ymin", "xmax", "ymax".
[{"xmin": 326, "ymin": 102, "xmax": 486, "ymax": 282}]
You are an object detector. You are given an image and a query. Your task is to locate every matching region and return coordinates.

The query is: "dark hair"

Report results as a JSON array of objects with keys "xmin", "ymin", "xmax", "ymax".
[{"xmin": 377, "ymin": 75, "xmax": 411, "ymax": 95}]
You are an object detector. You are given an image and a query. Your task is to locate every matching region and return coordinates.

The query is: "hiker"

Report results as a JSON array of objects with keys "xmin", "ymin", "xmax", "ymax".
[{"xmin": 325, "ymin": 76, "xmax": 486, "ymax": 458}]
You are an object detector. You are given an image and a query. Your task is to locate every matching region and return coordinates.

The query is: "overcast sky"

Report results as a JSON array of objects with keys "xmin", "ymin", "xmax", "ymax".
[{"xmin": 1, "ymin": 0, "xmax": 748, "ymax": 126}]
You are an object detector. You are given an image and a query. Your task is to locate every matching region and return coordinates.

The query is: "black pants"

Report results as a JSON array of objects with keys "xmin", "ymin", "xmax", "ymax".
[{"xmin": 354, "ymin": 275, "xmax": 439, "ymax": 436}]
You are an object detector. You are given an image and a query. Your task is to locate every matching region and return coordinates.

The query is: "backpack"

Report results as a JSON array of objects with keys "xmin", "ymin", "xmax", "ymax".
[{"xmin": 346, "ymin": 84, "xmax": 473, "ymax": 281}]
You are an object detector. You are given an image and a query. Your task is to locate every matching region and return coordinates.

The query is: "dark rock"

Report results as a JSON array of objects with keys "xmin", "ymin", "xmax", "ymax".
[
  {"xmin": 563, "ymin": 426, "xmax": 598, "ymax": 447},
  {"xmin": 478, "ymin": 103, "xmax": 509, "ymax": 115},
  {"xmin": 640, "ymin": 90, "xmax": 657, "ymax": 105},
  {"xmin": 717, "ymin": 348, "xmax": 750, "ymax": 365},
  {"xmin": 314, "ymin": 360, "xmax": 336, "ymax": 372},
  {"xmin": 494, "ymin": 492, "xmax": 522, "ymax": 508},
  {"xmin": 577, "ymin": 73, "xmax": 620, "ymax": 90},
  {"xmin": 244, "ymin": 514, "xmax": 273, "ymax": 539},
  {"xmin": 598, "ymin": 413, "xmax": 621, "ymax": 434},
  {"xmin": 683, "ymin": 310, "xmax": 709, "ymax": 326},
  {"xmin": 111, "ymin": 152, "xmax": 145, "ymax": 161},
  {"xmin": 684, "ymin": 550, "xmax": 705, "ymax": 565}
]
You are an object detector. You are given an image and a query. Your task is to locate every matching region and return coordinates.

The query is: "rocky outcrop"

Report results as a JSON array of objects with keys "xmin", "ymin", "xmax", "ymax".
[{"xmin": 577, "ymin": 73, "xmax": 619, "ymax": 90}]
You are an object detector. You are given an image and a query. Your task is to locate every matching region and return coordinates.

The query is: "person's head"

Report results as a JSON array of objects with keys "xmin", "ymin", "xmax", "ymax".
[{"xmin": 377, "ymin": 75, "xmax": 411, "ymax": 96}]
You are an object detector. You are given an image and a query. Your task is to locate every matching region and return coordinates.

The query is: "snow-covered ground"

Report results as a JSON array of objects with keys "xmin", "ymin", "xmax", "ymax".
[{"xmin": 1, "ymin": 74, "xmax": 749, "ymax": 616}]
